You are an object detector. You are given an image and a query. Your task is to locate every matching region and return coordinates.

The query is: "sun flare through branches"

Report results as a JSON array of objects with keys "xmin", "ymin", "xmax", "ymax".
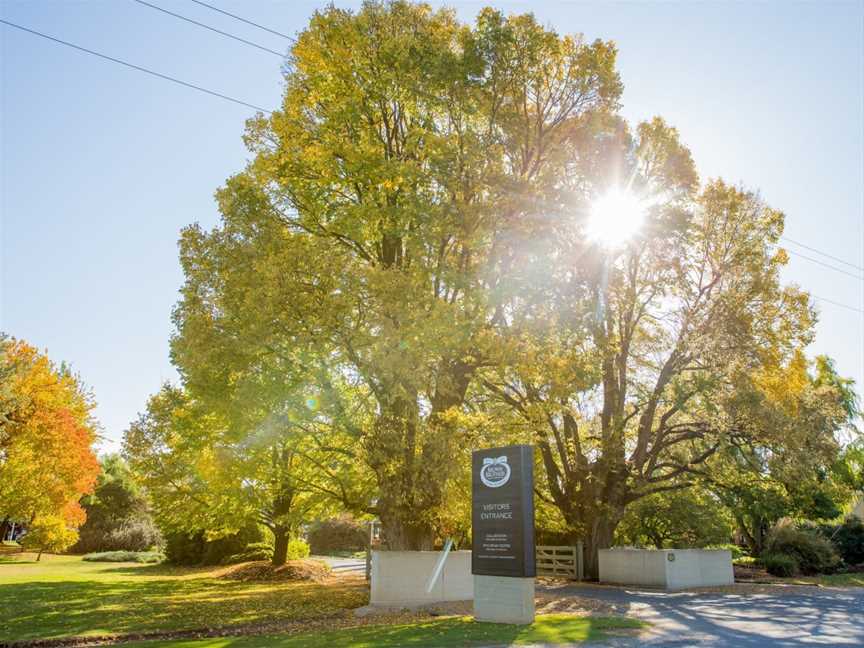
[{"xmin": 585, "ymin": 187, "xmax": 651, "ymax": 248}]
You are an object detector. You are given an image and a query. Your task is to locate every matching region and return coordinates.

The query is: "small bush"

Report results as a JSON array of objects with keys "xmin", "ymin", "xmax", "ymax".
[
  {"xmin": 163, "ymin": 530, "xmax": 205, "ymax": 565},
  {"xmin": 764, "ymin": 523, "xmax": 841, "ymax": 575},
  {"xmin": 705, "ymin": 543, "xmax": 746, "ymax": 560},
  {"xmin": 244, "ymin": 541, "xmax": 274, "ymax": 552},
  {"xmin": 307, "ymin": 515, "xmax": 367, "ymax": 555},
  {"xmin": 831, "ymin": 517, "xmax": 864, "ymax": 566},
  {"xmin": 105, "ymin": 519, "xmax": 163, "ymax": 553},
  {"xmin": 164, "ymin": 522, "xmax": 265, "ymax": 566},
  {"xmin": 83, "ymin": 550, "xmax": 164, "ymax": 563},
  {"xmin": 201, "ymin": 524, "xmax": 266, "ymax": 566},
  {"xmin": 221, "ymin": 542, "xmax": 274, "ymax": 565},
  {"xmin": 763, "ymin": 553, "xmax": 799, "ymax": 577},
  {"xmin": 286, "ymin": 538, "xmax": 310, "ymax": 560}
]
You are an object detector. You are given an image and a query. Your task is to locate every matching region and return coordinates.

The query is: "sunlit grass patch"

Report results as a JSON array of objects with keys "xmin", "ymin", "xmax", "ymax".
[
  {"xmin": 122, "ymin": 614, "xmax": 645, "ymax": 648},
  {"xmin": 0, "ymin": 554, "xmax": 367, "ymax": 641}
]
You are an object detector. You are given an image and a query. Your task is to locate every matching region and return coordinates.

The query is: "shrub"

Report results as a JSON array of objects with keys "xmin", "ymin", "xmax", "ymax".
[
  {"xmin": 72, "ymin": 455, "xmax": 161, "ymax": 554},
  {"xmin": 83, "ymin": 550, "xmax": 164, "ymax": 563},
  {"xmin": 831, "ymin": 517, "xmax": 864, "ymax": 566},
  {"xmin": 764, "ymin": 523, "xmax": 841, "ymax": 575},
  {"xmin": 221, "ymin": 542, "xmax": 274, "ymax": 565},
  {"xmin": 163, "ymin": 530, "xmax": 205, "ymax": 565},
  {"xmin": 705, "ymin": 543, "xmax": 746, "ymax": 560},
  {"xmin": 307, "ymin": 515, "xmax": 368, "ymax": 555},
  {"xmin": 201, "ymin": 523, "xmax": 266, "ymax": 566},
  {"xmin": 21, "ymin": 516, "xmax": 78, "ymax": 560},
  {"xmin": 763, "ymin": 553, "xmax": 799, "ymax": 577},
  {"xmin": 164, "ymin": 522, "xmax": 265, "ymax": 566},
  {"xmin": 105, "ymin": 519, "xmax": 163, "ymax": 552},
  {"xmin": 287, "ymin": 538, "xmax": 310, "ymax": 561}
]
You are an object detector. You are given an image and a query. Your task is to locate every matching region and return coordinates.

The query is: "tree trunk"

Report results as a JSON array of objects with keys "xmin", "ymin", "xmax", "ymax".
[
  {"xmin": 0, "ymin": 517, "xmax": 9, "ymax": 542},
  {"xmin": 583, "ymin": 515, "xmax": 619, "ymax": 580},
  {"xmin": 379, "ymin": 509, "xmax": 434, "ymax": 550},
  {"xmin": 36, "ymin": 550, "xmax": 43, "ymax": 562},
  {"xmin": 272, "ymin": 526, "xmax": 289, "ymax": 566}
]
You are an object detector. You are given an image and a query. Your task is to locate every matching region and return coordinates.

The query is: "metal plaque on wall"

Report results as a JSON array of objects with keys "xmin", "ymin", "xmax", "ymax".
[{"xmin": 471, "ymin": 444, "xmax": 536, "ymax": 578}]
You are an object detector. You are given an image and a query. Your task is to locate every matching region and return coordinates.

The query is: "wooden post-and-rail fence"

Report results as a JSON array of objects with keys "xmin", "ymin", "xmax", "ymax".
[{"xmin": 535, "ymin": 543, "xmax": 584, "ymax": 580}]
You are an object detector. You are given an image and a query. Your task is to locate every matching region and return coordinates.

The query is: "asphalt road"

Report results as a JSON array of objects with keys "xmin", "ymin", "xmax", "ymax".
[
  {"xmin": 549, "ymin": 583, "xmax": 864, "ymax": 646},
  {"xmin": 317, "ymin": 556, "xmax": 366, "ymax": 576}
]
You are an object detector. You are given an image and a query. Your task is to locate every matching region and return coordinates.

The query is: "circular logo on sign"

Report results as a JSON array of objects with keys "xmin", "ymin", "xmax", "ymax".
[{"xmin": 480, "ymin": 456, "xmax": 511, "ymax": 488}]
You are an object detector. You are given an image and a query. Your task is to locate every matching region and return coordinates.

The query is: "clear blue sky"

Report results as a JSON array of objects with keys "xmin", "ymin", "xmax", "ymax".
[{"xmin": 2, "ymin": 1, "xmax": 862, "ymax": 452}]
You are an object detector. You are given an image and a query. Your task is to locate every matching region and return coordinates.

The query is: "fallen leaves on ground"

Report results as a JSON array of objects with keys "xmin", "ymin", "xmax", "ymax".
[{"xmin": 221, "ymin": 560, "xmax": 331, "ymax": 583}]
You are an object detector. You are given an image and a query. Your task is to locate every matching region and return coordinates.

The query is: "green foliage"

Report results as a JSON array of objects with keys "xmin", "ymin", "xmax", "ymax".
[
  {"xmin": 833, "ymin": 440, "xmax": 864, "ymax": 493},
  {"xmin": 705, "ymin": 543, "xmax": 747, "ymax": 560},
  {"xmin": 119, "ymin": 0, "xmax": 859, "ymax": 572},
  {"xmin": 829, "ymin": 516, "xmax": 864, "ymax": 566},
  {"xmin": 763, "ymin": 553, "xmax": 799, "ymax": 577},
  {"xmin": 162, "ymin": 0, "xmax": 623, "ymax": 551},
  {"xmin": 163, "ymin": 523, "xmax": 266, "ymax": 567},
  {"xmin": 764, "ymin": 523, "xmax": 840, "ymax": 575},
  {"xmin": 74, "ymin": 455, "xmax": 161, "ymax": 553},
  {"xmin": 705, "ymin": 354, "xmax": 857, "ymax": 556},
  {"xmin": 286, "ymin": 539, "xmax": 310, "ymax": 561},
  {"xmin": 21, "ymin": 516, "xmax": 78, "ymax": 559},
  {"xmin": 82, "ymin": 551, "xmax": 163, "ymax": 563},
  {"xmin": 615, "ymin": 487, "xmax": 733, "ymax": 549},
  {"xmin": 220, "ymin": 547, "xmax": 273, "ymax": 565},
  {"xmin": 307, "ymin": 516, "xmax": 368, "ymax": 555}
]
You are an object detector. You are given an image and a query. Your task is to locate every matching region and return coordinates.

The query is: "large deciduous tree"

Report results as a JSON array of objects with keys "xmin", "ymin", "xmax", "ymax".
[
  {"xmin": 482, "ymin": 108, "xmax": 840, "ymax": 573},
  {"xmin": 0, "ymin": 336, "xmax": 99, "ymax": 540},
  {"xmin": 169, "ymin": 1, "xmax": 622, "ymax": 549},
  {"xmin": 703, "ymin": 354, "xmax": 858, "ymax": 555}
]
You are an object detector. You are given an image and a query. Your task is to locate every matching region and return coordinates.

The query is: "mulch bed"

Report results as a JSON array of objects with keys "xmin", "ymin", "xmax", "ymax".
[{"xmin": 221, "ymin": 559, "xmax": 331, "ymax": 582}]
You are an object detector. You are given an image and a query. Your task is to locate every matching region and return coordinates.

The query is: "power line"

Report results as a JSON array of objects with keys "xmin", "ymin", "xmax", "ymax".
[
  {"xmin": 0, "ymin": 19, "xmax": 272, "ymax": 114},
  {"xmin": 131, "ymin": 0, "xmax": 284, "ymax": 58},
  {"xmin": 811, "ymin": 295, "xmax": 864, "ymax": 315},
  {"xmin": 781, "ymin": 236, "xmax": 863, "ymax": 272},
  {"xmin": 783, "ymin": 247, "xmax": 864, "ymax": 282},
  {"xmin": 188, "ymin": 0, "xmax": 295, "ymax": 41}
]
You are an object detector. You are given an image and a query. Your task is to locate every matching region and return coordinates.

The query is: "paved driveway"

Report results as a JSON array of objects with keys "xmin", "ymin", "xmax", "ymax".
[{"xmin": 546, "ymin": 583, "xmax": 864, "ymax": 646}]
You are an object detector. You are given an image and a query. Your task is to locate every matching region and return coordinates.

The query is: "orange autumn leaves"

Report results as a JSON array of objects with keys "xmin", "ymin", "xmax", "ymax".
[{"xmin": 0, "ymin": 337, "xmax": 99, "ymax": 529}]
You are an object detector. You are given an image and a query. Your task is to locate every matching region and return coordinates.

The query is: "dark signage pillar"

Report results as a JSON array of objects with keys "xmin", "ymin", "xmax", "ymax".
[{"xmin": 471, "ymin": 444, "xmax": 536, "ymax": 624}]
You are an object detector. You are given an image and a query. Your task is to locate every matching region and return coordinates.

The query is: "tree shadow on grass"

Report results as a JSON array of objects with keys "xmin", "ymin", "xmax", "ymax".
[
  {"xmin": 0, "ymin": 577, "xmax": 368, "ymax": 642},
  {"xmin": 98, "ymin": 562, "xmax": 220, "ymax": 577}
]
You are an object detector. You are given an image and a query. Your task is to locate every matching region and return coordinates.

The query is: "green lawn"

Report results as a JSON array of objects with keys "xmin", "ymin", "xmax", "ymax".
[
  {"xmin": 0, "ymin": 553, "xmax": 367, "ymax": 642},
  {"xmin": 122, "ymin": 615, "xmax": 644, "ymax": 648},
  {"xmin": 802, "ymin": 572, "xmax": 864, "ymax": 587}
]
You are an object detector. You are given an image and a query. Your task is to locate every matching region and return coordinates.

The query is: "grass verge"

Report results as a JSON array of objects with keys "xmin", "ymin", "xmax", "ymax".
[
  {"xmin": 801, "ymin": 572, "xmax": 864, "ymax": 587},
  {"xmin": 121, "ymin": 615, "xmax": 645, "ymax": 648},
  {"xmin": 0, "ymin": 553, "xmax": 367, "ymax": 642}
]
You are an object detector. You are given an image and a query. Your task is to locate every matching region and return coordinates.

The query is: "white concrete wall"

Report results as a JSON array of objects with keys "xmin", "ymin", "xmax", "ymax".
[
  {"xmin": 599, "ymin": 548, "xmax": 667, "ymax": 587},
  {"xmin": 675, "ymin": 549, "xmax": 734, "ymax": 590},
  {"xmin": 599, "ymin": 548, "xmax": 733, "ymax": 590},
  {"xmin": 370, "ymin": 550, "xmax": 473, "ymax": 607}
]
